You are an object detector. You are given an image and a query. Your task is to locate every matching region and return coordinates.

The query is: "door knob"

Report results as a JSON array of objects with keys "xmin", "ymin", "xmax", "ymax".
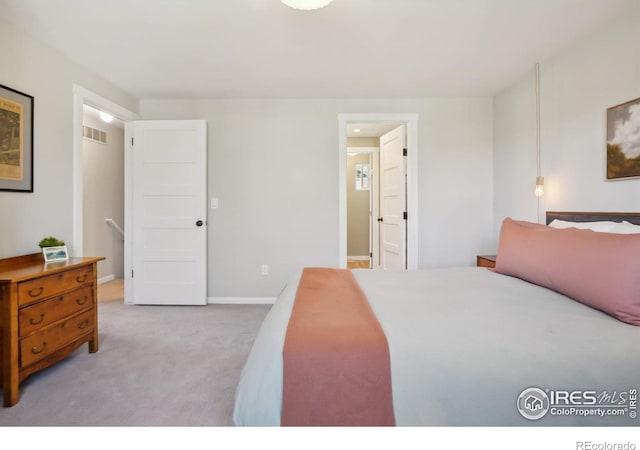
[{"xmin": 195, "ymin": 220, "xmax": 204, "ymax": 227}]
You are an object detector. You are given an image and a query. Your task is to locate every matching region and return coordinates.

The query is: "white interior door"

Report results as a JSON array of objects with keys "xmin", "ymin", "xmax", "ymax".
[
  {"xmin": 127, "ymin": 120, "xmax": 207, "ymax": 305},
  {"xmin": 379, "ymin": 125, "xmax": 407, "ymax": 269},
  {"xmin": 371, "ymin": 151, "xmax": 381, "ymax": 269}
]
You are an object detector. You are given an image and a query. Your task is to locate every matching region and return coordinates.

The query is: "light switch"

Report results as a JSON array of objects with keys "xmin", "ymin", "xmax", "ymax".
[{"xmin": 211, "ymin": 198, "xmax": 219, "ymax": 209}]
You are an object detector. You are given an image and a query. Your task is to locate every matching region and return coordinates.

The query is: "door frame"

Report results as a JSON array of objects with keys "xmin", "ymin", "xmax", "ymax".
[
  {"xmin": 338, "ymin": 113, "xmax": 419, "ymax": 269},
  {"xmin": 72, "ymin": 85, "xmax": 138, "ymax": 257}
]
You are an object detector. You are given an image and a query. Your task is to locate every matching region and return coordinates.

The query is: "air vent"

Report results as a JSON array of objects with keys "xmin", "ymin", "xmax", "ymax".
[{"xmin": 83, "ymin": 125, "xmax": 107, "ymax": 144}]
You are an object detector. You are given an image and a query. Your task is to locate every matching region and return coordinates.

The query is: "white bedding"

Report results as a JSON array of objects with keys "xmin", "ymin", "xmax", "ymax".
[{"xmin": 233, "ymin": 267, "xmax": 640, "ymax": 426}]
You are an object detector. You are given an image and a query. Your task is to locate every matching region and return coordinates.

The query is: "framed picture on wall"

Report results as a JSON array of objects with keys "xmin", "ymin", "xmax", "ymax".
[
  {"xmin": 606, "ymin": 96, "xmax": 640, "ymax": 180},
  {"xmin": 0, "ymin": 84, "xmax": 34, "ymax": 192}
]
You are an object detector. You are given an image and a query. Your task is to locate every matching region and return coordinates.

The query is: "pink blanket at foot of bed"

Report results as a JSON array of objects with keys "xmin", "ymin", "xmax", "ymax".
[{"xmin": 281, "ymin": 267, "xmax": 395, "ymax": 426}]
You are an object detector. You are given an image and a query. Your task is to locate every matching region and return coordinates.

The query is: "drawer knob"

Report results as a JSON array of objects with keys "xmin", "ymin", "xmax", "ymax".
[
  {"xmin": 29, "ymin": 313, "xmax": 45, "ymax": 325},
  {"xmin": 76, "ymin": 296, "xmax": 89, "ymax": 306},
  {"xmin": 31, "ymin": 342, "xmax": 47, "ymax": 354},
  {"xmin": 77, "ymin": 319, "xmax": 90, "ymax": 330},
  {"xmin": 76, "ymin": 274, "xmax": 88, "ymax": 283},
  {"xmin": 28, "ymin": 287, "xmax": 44, "ymax": 298}
]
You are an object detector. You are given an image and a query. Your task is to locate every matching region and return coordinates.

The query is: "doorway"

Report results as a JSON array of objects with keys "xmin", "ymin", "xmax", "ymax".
[
  {"xmin": 72, "ymin": 85, "xmax": 138, "ymax": 286},
  {"xmin": 346, "ymin": 145, "xmax": 376, "ymax": 269},
  {"xmin": 81, "ymin": 104, "xmax": 125, "ymax": 284},
  {"xmin": 338, "ymin": 114, "xmax": 419, "ymax": 270}
]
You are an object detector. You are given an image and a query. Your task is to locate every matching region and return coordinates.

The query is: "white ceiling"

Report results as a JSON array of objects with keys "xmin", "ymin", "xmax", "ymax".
[
  {"xmin": 0, "ymin": 0, "xmax": 636, "ymax": 99},
  {"xmin": 347, "ymin": 122, "xmax": 402, "ymax": 138}
]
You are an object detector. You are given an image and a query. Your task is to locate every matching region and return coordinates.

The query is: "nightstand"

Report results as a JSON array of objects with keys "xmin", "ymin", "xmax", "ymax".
[{"xmin": 476, "ymin": 255, "xmax": 496, "ymax": 269}]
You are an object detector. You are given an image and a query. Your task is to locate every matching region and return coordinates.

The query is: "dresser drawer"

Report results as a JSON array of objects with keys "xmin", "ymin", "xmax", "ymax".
[
  {"xmin": 19, "ymin": 286, "xmax": 94, "ymax": 337},
  {"xmin": 20, "ymin": 309, "xmax": 94, "ymax": 368},
  {"xmin": 17, "ymin": 266, "xmax": 93, "ymax": 307}
]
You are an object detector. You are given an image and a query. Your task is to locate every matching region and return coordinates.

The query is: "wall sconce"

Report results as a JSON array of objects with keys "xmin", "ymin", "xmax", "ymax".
[{"xmin": 535, "ymin": 176, "xmax": 544, "ymax": 197}]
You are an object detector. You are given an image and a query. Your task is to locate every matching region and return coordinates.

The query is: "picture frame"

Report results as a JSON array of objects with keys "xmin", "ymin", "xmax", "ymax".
[
  {"xmin": 606, "ymin": 96, "xmax": 640, "ymax": 180},
  {"xmin": 355, "ymin": 162, "xmax": 370, "ymax": 191},
  {"xmin": 42, "ymin": 246, "xmax": 69, "ymax": 263},
  {"xmin": 0, "ymin": 84, "xmax": 34, "ymax": 192}
]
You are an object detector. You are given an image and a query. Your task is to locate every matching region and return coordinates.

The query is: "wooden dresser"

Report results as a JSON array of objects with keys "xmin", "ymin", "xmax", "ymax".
[{"xmin": 0, "ymin": 253, "xmax": 104, "ymax": 407}]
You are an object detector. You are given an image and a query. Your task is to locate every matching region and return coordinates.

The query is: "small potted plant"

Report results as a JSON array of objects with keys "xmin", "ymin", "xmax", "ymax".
[{"xmin": 38, "ymin": 236, "xmax": 69, "ymax": 262}]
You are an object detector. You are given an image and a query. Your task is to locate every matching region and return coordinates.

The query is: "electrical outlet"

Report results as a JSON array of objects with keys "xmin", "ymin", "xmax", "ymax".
[{"xmin": 261, "ymin": 264, "xmax": 269, "ymax": 276}]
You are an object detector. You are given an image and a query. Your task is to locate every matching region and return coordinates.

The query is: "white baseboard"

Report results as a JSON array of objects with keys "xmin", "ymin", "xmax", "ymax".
[
  {"xmin": 347, "ymin": 255, "xmax": 370, "ymax": 260},
  {"xmin": 208, "ymin": 297, "xmax": 276, "ymax": 305},
  {"xmin": 98, "ymin": 274, "xmax": 115, "ymax": 285}
]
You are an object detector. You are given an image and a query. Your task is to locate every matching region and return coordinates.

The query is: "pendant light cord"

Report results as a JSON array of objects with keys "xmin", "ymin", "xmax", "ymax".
[
  {"xmin": 535, "ymin": 62, "xmax": 542, "ymax": 223},
  {"xmin": 535, "ymin": 63, "xmax": 541, "ymax": 179}
]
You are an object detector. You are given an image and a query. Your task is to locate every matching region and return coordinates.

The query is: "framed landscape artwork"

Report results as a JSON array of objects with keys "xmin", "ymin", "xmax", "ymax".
[
  {"xmin": 607, "ymin": 96, "xmax": 640, "ymax": 180},
  {"xmin": 0, "ymin": 84, "xmax": 34, "ymax": 192}
]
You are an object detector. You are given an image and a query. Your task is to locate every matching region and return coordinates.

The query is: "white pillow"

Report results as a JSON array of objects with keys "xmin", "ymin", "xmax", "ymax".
[
  {"xmin": 609, "ymin": 221, "xmax": 640, "ymax": 234},
  {"xmin": 548, "ymin": 219, "xmax": 617, "ymax": 232}
]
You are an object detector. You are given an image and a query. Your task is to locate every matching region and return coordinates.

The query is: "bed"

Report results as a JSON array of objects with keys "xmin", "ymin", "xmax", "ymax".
[{"xmin": 233, "ymin": 212, "xmax": 640, "ymax": 426}]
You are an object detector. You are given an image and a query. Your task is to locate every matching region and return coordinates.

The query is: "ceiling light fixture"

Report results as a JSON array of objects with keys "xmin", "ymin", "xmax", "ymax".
[
  {"xmin": 99, "ymin": 111, "xmax": 114, "ymax": 123},
  {"xmin": 280, "ymin": 0, "xmax": 334, "ymax": 11}
]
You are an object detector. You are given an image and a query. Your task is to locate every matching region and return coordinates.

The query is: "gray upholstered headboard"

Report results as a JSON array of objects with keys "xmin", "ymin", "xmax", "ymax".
[{"xmin": 546, "ymin": 211, "xmax": 640, "ymax": 226}]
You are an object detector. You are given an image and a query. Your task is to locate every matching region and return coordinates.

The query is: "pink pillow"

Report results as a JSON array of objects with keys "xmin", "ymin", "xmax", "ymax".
[{"xmin": 495, "ymin": 218, "xmax": 640, "ymax": 326}]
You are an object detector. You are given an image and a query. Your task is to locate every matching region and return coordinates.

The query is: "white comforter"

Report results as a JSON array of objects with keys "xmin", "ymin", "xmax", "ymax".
[{"xmin": 233, "ymin": 267, "xmax": 640, "ymax": 426}]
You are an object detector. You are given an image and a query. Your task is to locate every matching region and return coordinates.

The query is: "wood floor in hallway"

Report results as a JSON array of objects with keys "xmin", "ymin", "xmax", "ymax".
[
  {"xmin": 98, "ymin": 279, "xmax": 124, "ymax": 302},
  {"xmin": 347, "ymin": 259, "xmax": 371, "ymax": 269}
]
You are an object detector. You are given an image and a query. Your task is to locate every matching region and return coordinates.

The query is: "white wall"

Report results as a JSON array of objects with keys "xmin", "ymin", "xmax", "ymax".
[
  {"xmin": 0, "ymin": 17, "xmax": 138, "ymax": 259},
  {"xmin": 493, "ymin": 4, "xmax": 640, "ymax": 246},
  {"xmin": 140, "ymin": 98, "xmax": 494, "ymax": 298},
  {"xmin": 0, "ymin": 14, "xmax": 493, "ymax": 301},
  {"xmin": 82, "ymin": 114, "xmax": 125, "ymax": 280}
]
